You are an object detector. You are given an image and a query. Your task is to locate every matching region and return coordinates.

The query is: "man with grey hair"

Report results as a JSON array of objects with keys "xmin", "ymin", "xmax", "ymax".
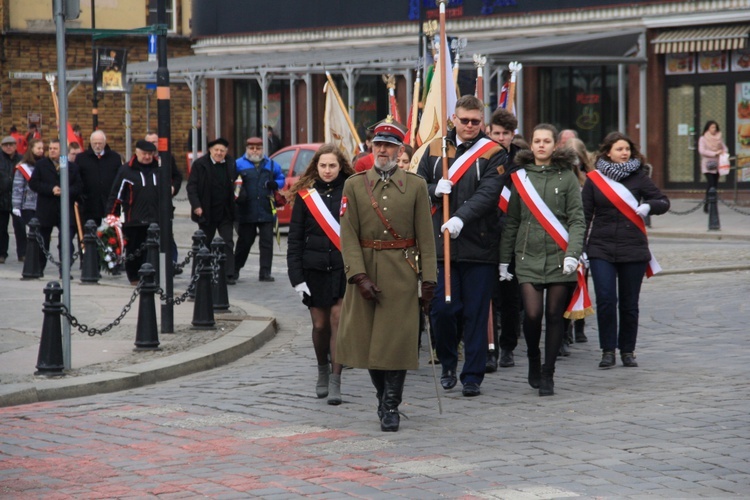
[{"xmin": 77, "ymin": 130, "xmax": 122, "ymax": 226}]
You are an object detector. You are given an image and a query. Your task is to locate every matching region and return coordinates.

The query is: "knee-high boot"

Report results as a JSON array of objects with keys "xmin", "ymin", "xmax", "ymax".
[
  {"xmin": 368, "ymin": 369, "xmax": 386, "ymax": 419},
  {"xmin": 381, "ymin": 370, "xmax": 407, "ymax": 432}
]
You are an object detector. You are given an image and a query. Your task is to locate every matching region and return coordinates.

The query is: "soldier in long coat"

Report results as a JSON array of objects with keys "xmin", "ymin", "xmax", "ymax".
[{"xmin": 337, "ymin": 118, "xmax": 437, "ymax": 432}]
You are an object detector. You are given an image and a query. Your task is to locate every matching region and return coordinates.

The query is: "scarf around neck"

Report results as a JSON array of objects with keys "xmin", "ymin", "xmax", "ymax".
[
  {"xmin": 596, "ymin": 157, "xmax": 641, "ymax": 182},
  {"xmin": 703, "ymin": 130, "xmax": 723, "ymax": 153}
]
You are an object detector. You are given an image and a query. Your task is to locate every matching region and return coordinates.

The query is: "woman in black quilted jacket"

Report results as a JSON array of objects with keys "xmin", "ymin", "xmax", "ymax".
[{"xmin": 286, "ymin": 144, "xmax": 354, "ymax": 405}]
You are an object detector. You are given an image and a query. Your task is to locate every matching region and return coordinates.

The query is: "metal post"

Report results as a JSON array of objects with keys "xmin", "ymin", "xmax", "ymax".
[
  {"xmin": 90, "ymin": 0, "xmax": 98, "ymax": 131},
  {"xmin": 290, "ymin": 77, "xmax": 297, "ymax": 145},
  {"xmin": 304, "ymin": 73, "xmax": 313, "ymax": 143},
  {"xmin": 617, "ymin": 64, "xmax": 626, "ymax": 133},
  {"xmin": 516, "ymin": 66, "xmax": 524, "ymax": 134},
  {"xmin": 54, "ymin": 0, "xmax": 72, "ymax": 370},
  {"xmin": 156, "ymin": 0, "xmax": 174, "ymax": 332},
  {"xmin": 35, "ymin": 281, "xmax": 65, "ymax": 376},
  {"xmin": 188, "ymin": 75, "xmax": 198, "ymax": 159},
  {"xmin": 214, "ymin": 78, "xmax": 221, "ymax": 139},
  {"xmin": 125, "ymin": 90, "xmax": 132, "ymax": 160},
  {"xmin": 200, "ymin": 77, "xmax": 208, "ymax": 152},
  {"xmin": 80, "ymin": 220, "xmax": 100, "ymax": 283},
  {"xmin": 258, "ymin": 71, "xmax": 269, "ymax": 151}
]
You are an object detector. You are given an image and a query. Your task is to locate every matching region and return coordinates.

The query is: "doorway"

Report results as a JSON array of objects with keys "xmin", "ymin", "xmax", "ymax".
[{"xmin": 665, "ymin": 80, "xmax": 728, "ymax": 188}]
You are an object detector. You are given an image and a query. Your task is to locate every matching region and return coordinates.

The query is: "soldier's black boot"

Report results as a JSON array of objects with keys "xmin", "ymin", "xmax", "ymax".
[
  {"xmin": 381, "ymin": 370, "xmax": 406, "ymax": 432},
  {"xmin": 539, "ymin": 364, "xmax": 555, "ymax": 397},
  {"xmin": 528, "ymin": 356, "xmax": 541, "ymax": 389},
  {"xmin": 368, "ymin": 369, "xmax": 386, "ymax": 419}
]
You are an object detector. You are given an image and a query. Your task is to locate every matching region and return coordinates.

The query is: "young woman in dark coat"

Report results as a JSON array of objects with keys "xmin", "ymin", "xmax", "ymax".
[
  {"xmin": 286, "ymin": 144, "xmax": 354, "ymax": 405},
  {"xmin": 582, "ymin": 132, "xmax": 670, "ymax": 369}
]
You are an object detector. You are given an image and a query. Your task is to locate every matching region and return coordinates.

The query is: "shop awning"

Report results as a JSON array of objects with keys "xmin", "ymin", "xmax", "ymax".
[{"xmin": 652, "ymin": 25, "xmax": 750, "ymax": 54}]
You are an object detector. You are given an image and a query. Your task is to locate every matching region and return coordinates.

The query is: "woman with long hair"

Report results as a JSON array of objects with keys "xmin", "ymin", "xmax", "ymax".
[
  {"xmin": 583, "ymin": 132, "xmax": 669, "ymax": 369},
  {"xmin": 499, "ymin": 124, "xmax": 586, "ymax": 396},
  {"xmin": 698, "ymin": 120, "xmax": 728, "ymax": 212},
  {"xmin": 286, "ymin": 144, "xmax": 355, "ymax": 405},
  {"xmin": 12, "ymin": 138, "xmax": 43, "ymax": 226}
]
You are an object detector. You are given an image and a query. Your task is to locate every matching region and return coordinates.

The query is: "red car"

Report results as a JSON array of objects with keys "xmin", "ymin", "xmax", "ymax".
[{"xmin": 271, "ymin": 143, "xmax": 323, "ymax": 225}]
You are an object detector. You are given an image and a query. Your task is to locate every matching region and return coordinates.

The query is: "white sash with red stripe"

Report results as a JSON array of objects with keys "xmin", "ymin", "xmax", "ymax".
[
  {"xmin": 587, "ymin": 170, "xmax": 661, "ymax": 277},
  {"xmin": 511, "ymin": 169, "xmax": 593, "ymax": 319},
  {"xmin": 16, "ymin": 163, "xmax": 33, "ymax": 181},
  {"xmin": 446, "ymin": 137, "xmax": 497, "ymax": 184},
  {"xmin": 498, "ymin": 185, "xmax": 511, "ymax": 213},
  {"xmin": 299, "ymin": 188, "xmax": 341, "ymax": 251}
]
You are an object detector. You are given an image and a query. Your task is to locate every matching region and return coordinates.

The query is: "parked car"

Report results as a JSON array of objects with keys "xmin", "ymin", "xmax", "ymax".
[{"xmin": 271, "ymin": 143, "xmax": 322, "ymax": 225}]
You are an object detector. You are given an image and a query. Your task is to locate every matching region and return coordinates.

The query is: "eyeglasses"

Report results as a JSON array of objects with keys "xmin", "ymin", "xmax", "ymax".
[
  {"xmin": 457, "ymin": 117, "xmax": 482, "ymax": 127},
  {"xmin": 246, "ymin": 145, "xmax": 262, "ymax": 150}
]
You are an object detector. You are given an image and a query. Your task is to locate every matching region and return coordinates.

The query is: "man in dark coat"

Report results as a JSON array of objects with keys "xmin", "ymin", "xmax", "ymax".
[
  {"xmin": 105, "ymin": 140, "xmax": 161, "ymax": 285},
  {"xmin": 186, "ymin": 138, "xmax": 236, "ymax": 283},
  {"xmin": 29, "ymin": 139, "xmax": 83, "ymax": 275},
  {"xmin": 485, "ymin": 107, "xmax": 523, "ymax": 372},
  {"xmin": 0, "ymin": 136, "xmax": 23, "ymax": 263},
  {"xmin": 234, "ymin": 136, "xmax": 285, "ymax": 282},
  {"xmin": 145, "ymin": 132, "xmax": 183, "ymax": 270},
  {"xmin": 416, "ymin": 95, "xmax": 507, "ymax": 398},
  {"xmin": 77, "ymin": 130, "xmax": 123, "ymax": 226}
]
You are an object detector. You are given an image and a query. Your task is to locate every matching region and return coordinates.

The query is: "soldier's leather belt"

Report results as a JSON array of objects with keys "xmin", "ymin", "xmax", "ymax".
[{"xmin": 360, "ymin": 238, "xmax": 416, "ymax": 250}]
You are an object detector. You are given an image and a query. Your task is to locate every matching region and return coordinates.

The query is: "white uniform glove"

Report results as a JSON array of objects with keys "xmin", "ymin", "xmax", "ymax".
[
  {"xmin": 563, "ymin": 257, "xmax": 578, "ymax": 275},
  {"xmin": 435, "ymin": 178, "xmax": 453, "ymax": 196},
  {"xmin": 294, "ymin": 282, "xmax": 311, "ymax": 300},
  {"xmin": 12, "ymin": 208, "xmax": 21, "ymax": 218},
  {"xmin": 499, "ymin": 263, "xmax": 514, "ymax": 281},
  {"xmin": 635, "ymin": 203, "xmax": 651, "ymax": 218},
  {"xmin": 440, "ymin": 216, "xmax": 464, "ymax": 239}
]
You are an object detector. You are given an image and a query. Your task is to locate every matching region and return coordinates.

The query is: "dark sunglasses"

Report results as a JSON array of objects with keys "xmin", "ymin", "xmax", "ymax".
[{"xmin": 457, "ymin": 117, "xmax": 482, "ymax": 126}]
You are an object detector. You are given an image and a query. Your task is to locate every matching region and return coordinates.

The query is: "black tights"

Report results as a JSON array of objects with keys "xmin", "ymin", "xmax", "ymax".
[
  {"xmin": 310, "ymin": 299, "xmax": 343, "ymax": 375},
  {"xmin": 520, "ymin": 283, "xmax": 570, "ymax": 370}
]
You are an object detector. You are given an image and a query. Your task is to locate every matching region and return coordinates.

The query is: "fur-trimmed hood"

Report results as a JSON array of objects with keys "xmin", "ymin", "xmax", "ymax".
[{"xmin": 514, "ymin": 147, "xmax": 578, "ymax": 171}]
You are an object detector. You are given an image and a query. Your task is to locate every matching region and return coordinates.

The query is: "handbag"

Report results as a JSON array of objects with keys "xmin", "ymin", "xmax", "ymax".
[
  {"xmin": 705, "ymin": 159, "xmax": 718, "ymax": 172},
  {"xmin": 273, "ymin": 190, "xmax": 287, "ymax": 207},
  {"xmin": 718, "ymin": 153, "xmax": 731, "ymax": 176}
]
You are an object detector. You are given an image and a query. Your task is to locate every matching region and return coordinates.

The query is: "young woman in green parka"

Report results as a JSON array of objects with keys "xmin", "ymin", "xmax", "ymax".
[{"xmin": 499, "ymin": 124, "xmax": 586, "ymax": 396}]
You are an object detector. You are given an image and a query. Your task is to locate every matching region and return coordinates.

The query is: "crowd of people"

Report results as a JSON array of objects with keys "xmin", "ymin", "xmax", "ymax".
[{"xmin": 0, "ymin": 101, "xmax": 672, "ymax": 433}]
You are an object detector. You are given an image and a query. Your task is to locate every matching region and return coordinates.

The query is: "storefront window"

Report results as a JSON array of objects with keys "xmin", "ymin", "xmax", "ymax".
[
  {"xmin": 331, "ymin": 74, "xmax": 385, "ymax": 143},
  {"xmin": 539, "ymin": 66, "xmax": 619, "ymax": 151},
  {"xmin": 234, "ymin": 80, "xmax": 286, "ymax": 150}
]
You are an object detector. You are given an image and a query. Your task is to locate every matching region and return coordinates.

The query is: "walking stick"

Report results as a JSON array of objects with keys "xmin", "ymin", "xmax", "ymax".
[
  {"xmin": 424, "ymin": 317, "xmax": 443, "ymax": 415},
  {"xmin": 74, "ymin": 202, "xmax": 84, "ymax": 253},
  {"xmin": 438, "ymin": 0, "xmax": 452, "ymax": 303}
]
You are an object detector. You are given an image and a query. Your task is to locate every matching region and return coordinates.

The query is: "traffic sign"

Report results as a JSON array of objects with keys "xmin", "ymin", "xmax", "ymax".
[{"xmin": 148, "ymin": 34, "xmax": 157, "ymax": 62}]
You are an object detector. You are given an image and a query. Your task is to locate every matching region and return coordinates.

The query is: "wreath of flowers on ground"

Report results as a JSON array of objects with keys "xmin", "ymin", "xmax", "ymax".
[{"xmin": 97, "ymin": 215, "xmax": 126, "ymax": 273}]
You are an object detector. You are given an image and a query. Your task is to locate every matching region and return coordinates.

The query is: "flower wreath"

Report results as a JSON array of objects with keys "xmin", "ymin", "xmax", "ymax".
[{"xmin": 97, "ymin": 214, "xmax": 126, "ymax": 273}]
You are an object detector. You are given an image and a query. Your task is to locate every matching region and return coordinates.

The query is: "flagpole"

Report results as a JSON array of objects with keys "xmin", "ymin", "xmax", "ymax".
[
  {"xmin": 506, "ymin": 61, "xmax": 522, "ymax": 114},
  {"xmin": 438, "ymin": 0, "xmax": 451, "ymax": 303},
  {"xmin": 325, "ymin": 71, "xmax": 363, "ymax": 151},
  {"xmin": 408, "ymin": 65, "xmax": 421, "ymax": 147}
]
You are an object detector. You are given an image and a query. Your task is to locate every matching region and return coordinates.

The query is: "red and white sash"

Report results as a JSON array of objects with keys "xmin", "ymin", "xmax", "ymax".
[
  {"xmin": 16, "ymin": 163, "xmax": 33, "ymax": 181},
  {"xmin": 587, "ymin": 170, "xmax": 661, "ymax": 277},
  {"xmin": 299, "ymin": 188, "xmax": 341, "ymax": 251},
  {"xmin": 431, "ymin": 137, "xmax": 497, "ymax": 215},
  {"xmin": 446, "ymin": 137, "xmax": 497, "ymax": 184},
  {"xmin": 511, "ymin": 169, "xmax": 593, "ymax": 319},
  {"xmin": 498, "ymin": 185, "xmax": 511, "ymax": 213}
]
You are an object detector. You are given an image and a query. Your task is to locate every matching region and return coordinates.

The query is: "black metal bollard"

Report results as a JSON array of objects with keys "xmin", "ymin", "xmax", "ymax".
[
  {"xmin": 35, "ymin": 281, "xmax": 65, "ymax": 376},
  {"xmin": 211, "ymin": 236, "xmax": 230, "ymax": 311},
  {"xmin": 22, "ymin": 218, "xmax": 43, "ymax": 280},
  {"xmin": 80, "ymin": 220, "xmax": 101, "ymax": 284},
  {"xmin": 134, "ymin": 263, "xmax": 161, "ymax": 351},
  {"xmin": 192, "ymin": 247, "xmax": 215, "ymax": 329},
  {"xmin": 189, "ymin": 229, "xmax": 206, "ymax": 299},
  {"xmin": 707, "ymin": 187, "xmax": 721, "ymax": 230},
  {"xmin": 146, "ymin": 223, "xmax": 160, "ymax": 285}
]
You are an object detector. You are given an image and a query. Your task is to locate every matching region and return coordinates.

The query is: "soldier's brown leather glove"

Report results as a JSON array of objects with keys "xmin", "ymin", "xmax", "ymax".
[
  {"xmin": 351, "ymin": 273, "xmax": 381, "ymax": 304},
  {"xmin": 420, "ymin": 281, "xmax": 436, "ymax": 315}
]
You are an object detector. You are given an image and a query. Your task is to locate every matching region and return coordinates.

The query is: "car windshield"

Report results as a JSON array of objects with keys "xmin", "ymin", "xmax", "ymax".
[
  {"xmin": 295, "ymin": 149, "xmax": 316, "ymax": 174},
  {"xmin": 273, "ymin": 150, "xmax": 295, "ymax": 176}
]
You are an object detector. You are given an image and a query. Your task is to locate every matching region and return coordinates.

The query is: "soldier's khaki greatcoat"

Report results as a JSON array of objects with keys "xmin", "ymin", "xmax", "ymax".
[{"xmin": 336, "ymin": 167, "xmax": 437, "ymax": 370}]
